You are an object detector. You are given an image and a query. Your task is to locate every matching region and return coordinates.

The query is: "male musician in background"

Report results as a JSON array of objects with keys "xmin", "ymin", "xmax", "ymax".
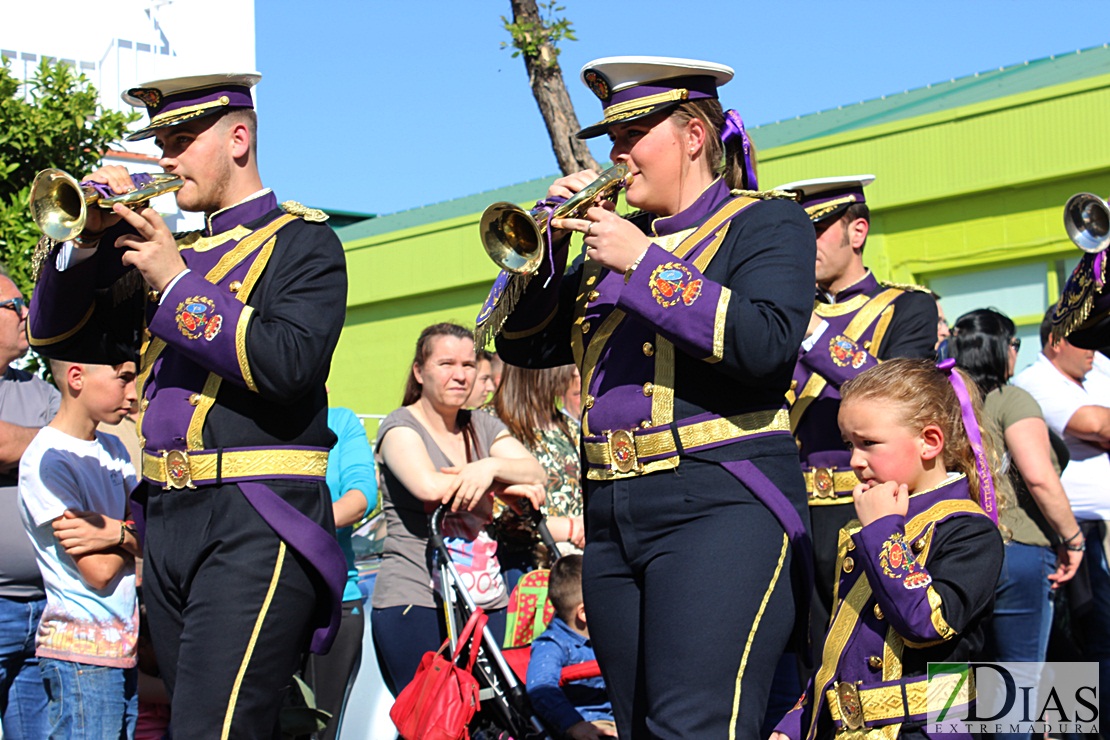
[
  {"xmin": 26, "ymin": 72, "xmax": 348, "ymax": 737},
  {"xmin": 777, "ymin": 175, "xmax": 938, "ymax": 641}
]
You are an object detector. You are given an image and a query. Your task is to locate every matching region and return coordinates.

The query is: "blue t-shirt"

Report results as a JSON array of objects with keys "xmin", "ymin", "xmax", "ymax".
[
  {"xmin": 326, "ymin": 407, "xmax": 378, "ymax": 602},
  {"xmin": 526, "ymin": 616, "xmax": 613, "ymax": 733}
]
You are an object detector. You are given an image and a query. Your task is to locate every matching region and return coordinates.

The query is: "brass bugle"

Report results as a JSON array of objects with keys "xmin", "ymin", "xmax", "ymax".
[
  {"xmin": 29, "ymin": 168, "xmax": 185, "ymax": 242},
  {"xmin": 480, "ymin": 163, "xmax": 631, "ymax": 275},
  {"xmin": 1064, "ymin": 192, "xmax": 1110, "ymax": 254}
]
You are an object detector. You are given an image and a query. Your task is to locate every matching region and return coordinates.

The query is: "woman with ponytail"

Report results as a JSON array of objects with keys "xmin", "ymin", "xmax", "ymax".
[{"xmin": 482, "ymin": 56, "xmax": 815, "ymax": 737}]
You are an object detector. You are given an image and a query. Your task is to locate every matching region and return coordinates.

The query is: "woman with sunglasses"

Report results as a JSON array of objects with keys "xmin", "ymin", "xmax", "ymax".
[
  {"xmin": 951, "ymin": 308, "xmax": 1083, "ymax": 739},
  {"xmin": 480, "ymin": 56, "xmax": 814, "ymax": 737}
]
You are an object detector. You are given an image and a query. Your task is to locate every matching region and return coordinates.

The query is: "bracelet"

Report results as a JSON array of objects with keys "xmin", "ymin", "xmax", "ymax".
[
  {"xmin": 118, "ymin": 521, "xmax": 127, "ymax": 547},
  {"xmin": 1066, "ymin": 540, "xmax": 1086, "ymax": 552},
  {"xmin": 1063, "ymin": 528, "xmax": 1083, "ymax": 544},
  {"xmin": 624, "ymin": 248, "xmax": 649, "ymax": 284},
  {"xmin": 567, "ymin": 517, "xmax": 576, "ymax": 543}
]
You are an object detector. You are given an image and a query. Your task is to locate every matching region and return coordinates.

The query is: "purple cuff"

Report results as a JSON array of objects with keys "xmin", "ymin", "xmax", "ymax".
[
  {"xmin": 616, "ymin": 243, "xmax": 725, "ymax": 361},
  {"xmin": 148, "ymin": 271, "xmax": 252, "ymax": 388},
  {"xmin": 853, "ymin": 515, "xmax": 946, "ymax": 643},
  {"xmin": 799, "ymin": 333, "xmax": 878, "ymax": 389}
]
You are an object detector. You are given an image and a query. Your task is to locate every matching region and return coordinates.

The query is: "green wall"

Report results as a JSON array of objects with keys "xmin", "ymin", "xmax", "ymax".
[{"xmin": 331, "ymin": 69, "xmax": 1110, "ymax": 417}]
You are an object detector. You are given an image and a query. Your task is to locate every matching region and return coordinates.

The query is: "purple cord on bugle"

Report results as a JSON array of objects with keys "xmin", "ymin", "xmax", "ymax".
[{"xmin": 937, "ymin": 358, "xmax": 998, "ymax": 523}]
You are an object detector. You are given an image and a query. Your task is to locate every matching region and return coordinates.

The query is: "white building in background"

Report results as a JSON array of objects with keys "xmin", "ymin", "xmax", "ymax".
[{"xmin": 1, "ymin": 0, "xmax": 256, "ymax": 231}]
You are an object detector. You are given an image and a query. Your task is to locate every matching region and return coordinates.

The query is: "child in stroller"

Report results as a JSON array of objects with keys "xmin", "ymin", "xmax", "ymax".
[
  {"xmin": 525, "ymin": 555, "xmax": 616, "ymax": 739},
  {"xmin": 425, "ymin": 505, "xmax": 611, "ymax": 740}
]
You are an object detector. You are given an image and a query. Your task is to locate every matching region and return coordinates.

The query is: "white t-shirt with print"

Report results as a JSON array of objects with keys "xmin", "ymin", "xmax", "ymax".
[
  {"xmin": 19, "ymin": 426, "xmax": 139, "ymax": 668},
  {"xmin": 1013, "ymin": 352, "xmax": 1110, "ymax": 522}
]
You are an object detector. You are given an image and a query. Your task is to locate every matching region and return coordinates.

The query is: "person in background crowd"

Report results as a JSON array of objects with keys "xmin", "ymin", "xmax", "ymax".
[
  {"xmin": 20, "ymin": 352, "xmax": 141, "ymax": 739},
  {"xmin": 489, "ymin": 364, "xmax": 585, "ymax": 584},
  {"xmin": 1013, "ymin": 305, "xmax": 1110, "ymax": 727},
  {"xmin": 26, "ymin": 70, "xmax": 349, "ymax": 736},
  {"xmin": 490, "ymin": 352, "xmax": 505, "ymax": 389},
  {"xmin": 371, "ymin": 323, "xmax": 543, "ymax": 695},
  {"xmin": 526, "ymin": 554, "xmax": 615, "ymax": 740},
  {"xmin": 951, "ymin": 308, "xmax": 1082, "ymax": 740},
  {"xmin": 561, "ymin": 365, "xmax": 582, "ymax": 422},
  {"xmin": 466, "ymin": 349, "xmax": 496, "ymax": 409},
  {"xmin": 932, "ymin": 291, "xmax": 951, "ymax": 356},
  {"xmin": 483, "ymin": 55, "xmax": 814, "ymax": 737},
  {"xmin": 303, "ymin": 406, "xmax": 377, "ymax": 740},
  {"xmin": 0, "ymin": 270, "xmax": 58, "ymax": 740}
]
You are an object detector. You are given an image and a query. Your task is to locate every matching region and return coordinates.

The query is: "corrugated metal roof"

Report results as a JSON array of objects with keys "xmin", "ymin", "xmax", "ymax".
[
  {"xmin": 750, "ymin": 43, "xmax": 1110, "ymax": 149},
  {"xmin": 337, "ymin": 43, "xmax": 1110, "ymax": 244}
]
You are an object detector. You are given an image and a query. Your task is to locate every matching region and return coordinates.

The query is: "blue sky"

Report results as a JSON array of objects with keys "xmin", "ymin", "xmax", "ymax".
[{"xmin": 256, "ymin": 1, "xmax": 1110, "ymax": 216}]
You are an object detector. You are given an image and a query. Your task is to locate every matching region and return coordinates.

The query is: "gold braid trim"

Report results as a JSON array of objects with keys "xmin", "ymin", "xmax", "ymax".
[
  {"xmin": 280, "ymin": 200, "xmax": 329, "ymax": 223},
  {"xmin": 31, "ymin": 236, "xmax": 56, "ymax": 282}
]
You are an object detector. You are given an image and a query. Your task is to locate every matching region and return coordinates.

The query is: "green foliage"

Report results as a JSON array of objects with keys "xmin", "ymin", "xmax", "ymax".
[
  {"xmin": 0, "ymin": 58, "xmax": 137, "ymax": 298},
  {"xmin": 501, "ymin": 1, "xmax": 578, "ymax": 66}
]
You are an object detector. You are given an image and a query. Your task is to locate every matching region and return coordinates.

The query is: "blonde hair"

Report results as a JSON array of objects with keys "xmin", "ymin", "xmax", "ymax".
[
  {"xmin": 840, "ymin": 358, "xmax": 1006, "ymax": 512},
  {"xmin": 669, "ymin": 98, "xmax": 757, "ymax": 191}
]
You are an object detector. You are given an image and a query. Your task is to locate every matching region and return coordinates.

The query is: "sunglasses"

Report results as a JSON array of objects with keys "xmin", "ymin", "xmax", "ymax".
[
  {"xmin": 0, "ymin": 297, "xmax": 27, "ymax": 315},
  {"xmin": 1009, "ymin": 337, "xmax": 1022, "ymax": 351}
]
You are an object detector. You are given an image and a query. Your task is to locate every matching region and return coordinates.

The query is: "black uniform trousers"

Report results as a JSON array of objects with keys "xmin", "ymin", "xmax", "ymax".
[
  {"xmin": 809, "ymin": 502, "xmax": 858, "ymax": 643},
  {"xmin": 583, "ymin": 457, "xmax": 796, "ymax": 740},
  {"xmin": 141, "ymin": 480, "xmax": 324, "ymax": 739}
]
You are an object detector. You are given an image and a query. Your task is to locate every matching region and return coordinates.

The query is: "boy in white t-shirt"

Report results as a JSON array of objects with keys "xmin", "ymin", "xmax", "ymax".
[{"xmin": 19, "ymin": 357, "xmax": 140, "ymax": 739}]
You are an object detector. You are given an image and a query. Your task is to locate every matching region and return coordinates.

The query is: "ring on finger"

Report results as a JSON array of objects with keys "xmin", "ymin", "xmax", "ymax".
[{"xmin": 586, "ymin": 223, "xmax": 593, "ymax": 237}]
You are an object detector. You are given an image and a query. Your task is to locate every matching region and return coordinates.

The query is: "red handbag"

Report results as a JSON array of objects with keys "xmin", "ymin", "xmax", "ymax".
[{"xmin": 390, "ymin": 608, "xmax": 488, "ymax": 740}]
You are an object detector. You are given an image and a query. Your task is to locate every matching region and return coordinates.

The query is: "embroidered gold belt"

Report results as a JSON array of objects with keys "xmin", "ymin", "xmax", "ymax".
[
  {"xmin": 826, "ymin": 672, "xmax": 970, "ymax": 732},
  {"xmin": 805, "ymin": 467, "xmax": 859, "ymax": 505},
  {"xmin": 583, "ymin": 408, "xmax": 790, "ymax": 480},
  {"xmin": 142, "ymin": 447, "xmax": 329, "ymax": 490}
]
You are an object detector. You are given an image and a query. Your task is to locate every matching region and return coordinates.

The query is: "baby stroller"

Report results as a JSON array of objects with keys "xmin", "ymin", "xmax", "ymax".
[{"xmin": 428, "ymin": 503, "xmax": 575, "ymax": 740}]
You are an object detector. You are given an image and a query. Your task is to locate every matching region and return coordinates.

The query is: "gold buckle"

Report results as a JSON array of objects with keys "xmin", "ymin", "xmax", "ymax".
[
  {"xmin": 813, "ymin": 467, "xmax": 837, "ymax": 499},
  {"xmin": 836, "ymin": 681, "xmax": 864, "ymax": 730},
  {"xmin": 163, "ymin": 450, "xmax": 196, "ymax": 490},
  {"xmin": 607, "ymin": 429, "xmax": 639, "ymax": 474}
]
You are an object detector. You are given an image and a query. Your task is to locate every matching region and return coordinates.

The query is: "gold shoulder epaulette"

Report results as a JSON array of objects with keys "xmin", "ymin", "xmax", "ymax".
[
  {"xmin": 730, "ymin": 188, "xmax": 801, "ymax": 201},
  {"xmin": 281, "ymin": 201, "xmax": 329, "ymax": 223},
  {"xmin": 880, "ymin": 281, "xmax": 930, "ymax": 294}
]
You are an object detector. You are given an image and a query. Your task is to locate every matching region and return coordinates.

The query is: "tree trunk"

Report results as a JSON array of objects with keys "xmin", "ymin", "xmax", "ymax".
[{"xmin": 509, "ymin": 0, "xmax": 599, "ymax": 175}]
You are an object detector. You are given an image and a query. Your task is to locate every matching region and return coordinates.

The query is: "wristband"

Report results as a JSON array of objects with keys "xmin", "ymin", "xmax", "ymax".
[
  {"xmin": 1066, "ymin": 540, "xmax": 1086, "ymax": 552},
  {"xmin": 624, "ymin": 248, "xmax": 649, "ymax": 283},
  {"xmin": 118, "ymin": 521, "xmax": 127, "ymax": 546},
  {"xmin": 567, "ymin": 517, "xmax": 576, "ymax": 543},
  {"xmin": 1063, "ymin": 528, "xmax": 1083, "ymax": 544}
]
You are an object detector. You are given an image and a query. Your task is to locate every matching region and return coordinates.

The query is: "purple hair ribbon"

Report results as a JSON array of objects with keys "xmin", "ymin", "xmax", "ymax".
[
  {"xmin": 936, "ymin": 358, "xmax": 998, "ymax": 524},
  {"xmin": 721, "ymin": 109, "xmax": 757, "ymax": 191}
]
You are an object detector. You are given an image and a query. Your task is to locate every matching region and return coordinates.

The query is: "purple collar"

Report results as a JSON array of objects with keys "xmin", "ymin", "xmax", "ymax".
[
  {"xmin": 819, "ymin": 270, "xmax": 879, "ymax": 303},
  {"xmin": 205, "ymin": 190, "xmax": 278, "ymax": 236},
  {"xmin": 651, "ymin": 178, "xmax": 731, "ymax": 236}
]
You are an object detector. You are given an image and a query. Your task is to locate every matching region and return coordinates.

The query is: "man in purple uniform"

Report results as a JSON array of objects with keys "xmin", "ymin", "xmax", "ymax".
[
  {"xmin": 777, "ymin": 176, "xmax": 939, "ymax": 642},
  {"xmin": 26, "ymin": 72, "xmax": 348, "ymax": 737}
]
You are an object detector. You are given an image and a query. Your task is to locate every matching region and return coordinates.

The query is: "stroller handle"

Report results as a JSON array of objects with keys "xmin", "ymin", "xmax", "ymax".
[{"xmin": 429, "ymin": 499, "xmax": 563, "ymax": 562}]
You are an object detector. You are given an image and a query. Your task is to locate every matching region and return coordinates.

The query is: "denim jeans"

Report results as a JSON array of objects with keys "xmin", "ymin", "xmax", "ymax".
[
  {"xmin": 983, "ymin": 542, "xmax": 1056, "ymax": 740},
  {"xmin": 1078, "ymin": 523, "xmax": 1110, "ymax": 735},
  {"xmin": 0, "ymin": 596, "xmax": 47, "ymax": 740},
  {"xmin": 40, "ymin": 658, "xmax": 137, "ymax": 740}
]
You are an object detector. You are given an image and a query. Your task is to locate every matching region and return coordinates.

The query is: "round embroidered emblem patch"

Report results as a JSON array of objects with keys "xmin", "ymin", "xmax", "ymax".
[
  {"xmin": 176, "ymin": 296, "xmax": 223, "ymax": 342},
  {"xmin": 879, "ymin": 533, "xmax": 932, "ymax": 590},
  {"xmin": 650, "ymin": 262, "xmax": 703, "ymax": 308},
  {"xmin": 583, "ymin": 69, "xmax": 611, "ymax": 100},
  {"xmin": 829, "ymin": 335, "xmax": 867, "ymax": 369},
  {"xmin": 129, "ymin": 87, "xmax": 163, "ymax": 109}
]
